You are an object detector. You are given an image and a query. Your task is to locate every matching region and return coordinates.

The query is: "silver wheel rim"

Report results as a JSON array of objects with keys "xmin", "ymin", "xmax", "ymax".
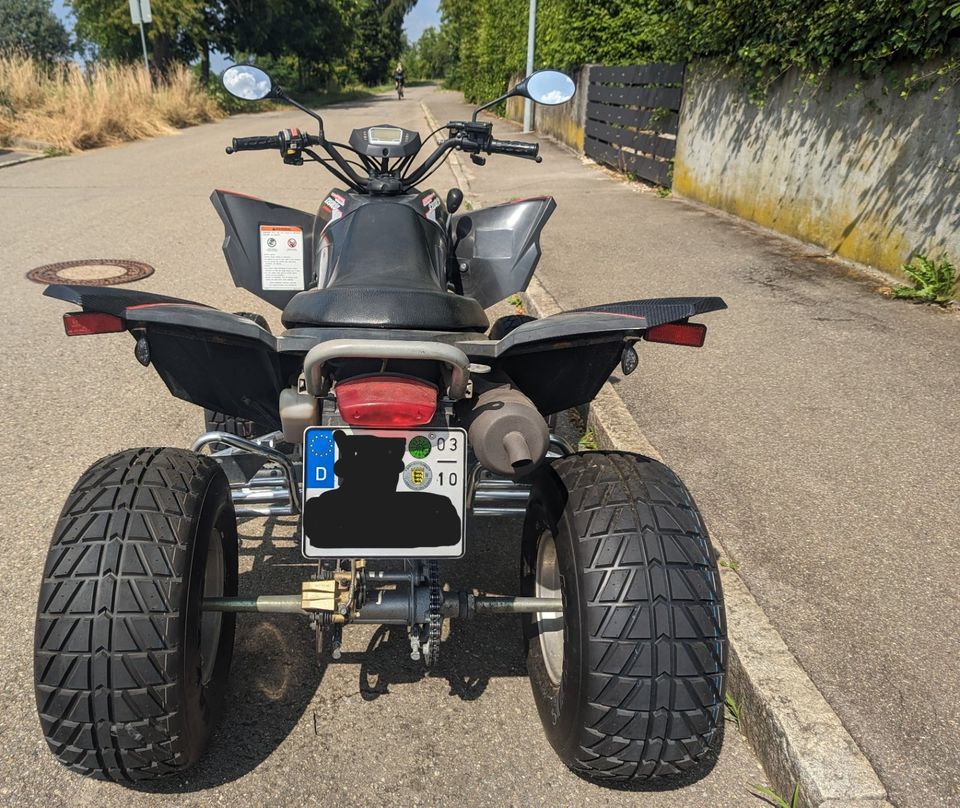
[
  {"xmin": 199, "ymin": 527, "xmax": 225, "ymax": 686},
  {"xmin": 535, "ymin": 530, "xmax": 564, "ymax": 686}
]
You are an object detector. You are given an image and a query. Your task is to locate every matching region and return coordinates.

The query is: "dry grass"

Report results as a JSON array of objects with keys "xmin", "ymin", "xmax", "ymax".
[{"xmin": 0, "ymin": 53, "xmax": 224, "ymax": 152}]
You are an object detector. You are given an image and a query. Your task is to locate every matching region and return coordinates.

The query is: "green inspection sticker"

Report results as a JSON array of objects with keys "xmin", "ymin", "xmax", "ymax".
[{"xmin": 408, "ymin": 435, "xmax": 431, "ymax": 459}]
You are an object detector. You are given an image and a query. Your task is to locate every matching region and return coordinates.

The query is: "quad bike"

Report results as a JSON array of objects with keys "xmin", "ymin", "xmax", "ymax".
[{"xmin": 34, "ymin": 66, "xmax": 727, "ymax": 784}]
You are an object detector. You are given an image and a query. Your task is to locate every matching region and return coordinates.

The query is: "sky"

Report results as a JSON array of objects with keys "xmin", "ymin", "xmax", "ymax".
[{"xmin": 50, "ymin": 0, "xmax": 442, "ymax": 49}]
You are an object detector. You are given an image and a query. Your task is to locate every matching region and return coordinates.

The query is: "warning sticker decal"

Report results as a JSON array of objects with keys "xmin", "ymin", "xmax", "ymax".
[{"xmin": 259, "ymin": 225, "xmax": 304, "ymax": 291}]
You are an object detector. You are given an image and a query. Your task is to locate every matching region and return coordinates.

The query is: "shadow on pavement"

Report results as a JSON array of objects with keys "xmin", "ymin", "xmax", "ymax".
[
  {"xmin": 130, "ymin": 510, "xmax": 722, "ymax": 792},
  {"xmin": 131, "ymin": 516, "xmax": 325, "ymax": 793}
]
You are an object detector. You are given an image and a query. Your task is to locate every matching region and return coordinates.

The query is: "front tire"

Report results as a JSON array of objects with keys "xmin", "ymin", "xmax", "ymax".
[
  {"xmin": 34, "ymin": 448, "xmax": 238, "ymax": 782},
  {"xmin": 521, "ymin": 451, "xmax": 726, "ymax": 782}
]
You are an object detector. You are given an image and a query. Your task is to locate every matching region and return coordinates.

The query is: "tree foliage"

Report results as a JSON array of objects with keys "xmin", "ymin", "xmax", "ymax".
[
  {"xmin": 0, "ymin": 0, "xmax": 72, "ymax": 60},
  {"xmin": 401, "ymin": 25, "xmax": 455, "ymax": 79},
  {"xmin": 347, "ymin": 0, "xmax": 415, "ymax": 85},
  {"xmin": 66, "ymin": 0, "xmax": 413, "ymax": 88},
  {"xmin": 69, "ymin": 0, "xmax": 210, "ymax": 70},
  {"xmin": 440, "ymin": 0, "xmax": 960, "ymax": 102}
]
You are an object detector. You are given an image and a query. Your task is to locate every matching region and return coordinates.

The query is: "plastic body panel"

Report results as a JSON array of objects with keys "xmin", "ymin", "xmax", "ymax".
[
  {"xmin": 211, "ymin": 190, "xmax": 316, "ymax": 309},
  {"xmin": 452, "ymin": 197, "xmax": 556, "ymax": 308},
  {"xmin": 44, "ymin": 282, "xmax": 724, "ymax": 424}
]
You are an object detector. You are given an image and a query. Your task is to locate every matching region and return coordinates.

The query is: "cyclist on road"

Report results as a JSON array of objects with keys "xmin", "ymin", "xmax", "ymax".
[{"xmin": 394, "ymin": 61, "xmax": 405, "ymax": 100}]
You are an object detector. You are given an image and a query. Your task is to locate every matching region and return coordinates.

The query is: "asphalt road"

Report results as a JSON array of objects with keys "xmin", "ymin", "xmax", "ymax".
[
  {"xmin": 421, "ymin": 89, "xmax": 960, "ymax": 807},
  {"xmin": 0, "ymin": 87, "xmax": 764, "ymax": 807}
]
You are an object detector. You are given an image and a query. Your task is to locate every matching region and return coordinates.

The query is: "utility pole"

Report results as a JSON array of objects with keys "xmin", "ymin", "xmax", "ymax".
[{"xmin": 523, "ymin": 0, "xmax": 537, "ymax": 133}]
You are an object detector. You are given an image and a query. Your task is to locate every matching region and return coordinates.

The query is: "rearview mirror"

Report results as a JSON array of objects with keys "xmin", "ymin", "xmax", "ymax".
[
  {"xmin": 471, "ymin": 69, "xmax": 576, "ymax": 121},
  {"xmin": 221, "ymin": 64, "xmax": 274, "ymax": 101},
  {"xmin": 515, "ymin": 70, "xmax": 576, "ymax": 106}
]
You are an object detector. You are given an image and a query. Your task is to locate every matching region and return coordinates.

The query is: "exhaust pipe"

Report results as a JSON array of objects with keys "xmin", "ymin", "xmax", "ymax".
[{"xmin": 458, "ymin": 386, "xmax": 549, "ymax": 478}]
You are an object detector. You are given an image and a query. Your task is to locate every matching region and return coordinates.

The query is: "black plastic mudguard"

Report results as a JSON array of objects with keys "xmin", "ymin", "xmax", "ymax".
[
  {"xmin": 211, "ymin": 190, "xmax": 316, "ymax": 310},
  {"xmin": 452, "ymin": 197, "xmax": 555, "ymax": 308},
  {"xmin": 458, "ymin": 297, "xmax": 727, "ymax": 414},
  {"xmin": 44, "ymin": 284, "xmax": 290, "ymax": 428},
  {"xmin": 45, "ymin": 283, "xmax": 725, "ymax": 424}
]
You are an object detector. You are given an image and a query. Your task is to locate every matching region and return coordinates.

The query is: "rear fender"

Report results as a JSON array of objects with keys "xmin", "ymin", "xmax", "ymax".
[
  {"xmin": 452, "ymin": 197, "xmax": 555, "ymax": 308},
  {"xmin": 211, "ymin": 190, "xmax": 316, "ymax": 309},
  {"xmin": 44, "ymin": 284, "xmax": 288, "ymax": 428},
  {"xmin": 458, "ymin": 296, "xmax": 727, "ymax": 414}
]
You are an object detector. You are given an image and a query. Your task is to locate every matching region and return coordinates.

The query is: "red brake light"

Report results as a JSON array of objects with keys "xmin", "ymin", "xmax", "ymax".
[
  {"xmin": 643, "ymin": 322, "xmax": 706, "ymax": 347},
  {"xmin": 335, "ymin": 376, "xmax": 438, "ymax": 428},
  {"xmin": 63, "ymin": 311, "xmax": 125, "ymax": 336}
]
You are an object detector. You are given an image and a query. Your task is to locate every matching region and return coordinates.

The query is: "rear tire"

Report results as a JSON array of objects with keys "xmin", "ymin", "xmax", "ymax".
[
  {"xmin": 34, "ymin": 448, "xmax": 238, "ymax": 781},
  {"xmin": 489, "ymin": 314, "xmax": 537, "ymax": 340},
  {"xmin": 203, "ymin": 311, "xmax": 272, "ymax": 438},
  {"xmin": 521, "ymin": 451, "xmax": 725, "ymax": 781}
]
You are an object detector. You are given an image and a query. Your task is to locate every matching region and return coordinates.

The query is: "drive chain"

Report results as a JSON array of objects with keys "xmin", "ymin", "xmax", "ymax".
[{"xmin": 425, "ymin": 560, "xmax": 441, "ymax": 667}]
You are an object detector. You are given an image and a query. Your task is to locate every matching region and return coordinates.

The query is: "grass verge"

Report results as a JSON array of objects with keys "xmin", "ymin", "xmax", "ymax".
[{"xmin": 0, "ymin": 53, "xmax": 223, "ymax": 152}]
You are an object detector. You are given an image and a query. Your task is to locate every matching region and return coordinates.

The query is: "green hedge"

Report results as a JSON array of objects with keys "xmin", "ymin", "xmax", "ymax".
[{"xmin": 440, "ymin": 0, "xmax": 960, "ymax": 102}]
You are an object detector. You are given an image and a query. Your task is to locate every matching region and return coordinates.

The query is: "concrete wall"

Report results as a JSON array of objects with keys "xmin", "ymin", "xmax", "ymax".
[
  {"xmin": 504, "ymin": 65, "xmax": 590, "ymax": 152},
  {"xmin": 673, "ymin": 60, "xmax": 960, "ymax": 275}
]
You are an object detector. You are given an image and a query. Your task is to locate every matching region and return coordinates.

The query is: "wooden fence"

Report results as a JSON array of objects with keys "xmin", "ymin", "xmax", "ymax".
[{"xmin": 584, "ymin": 63, "xmax": 685, "ymax": 186}]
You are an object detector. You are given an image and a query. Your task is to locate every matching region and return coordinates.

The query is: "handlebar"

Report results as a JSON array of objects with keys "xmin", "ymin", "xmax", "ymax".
[
  {"xmin": 226, "ymin": 134, "xmax": 283, "ymax": 154},
  {"xmin": 488, "ymin": 138, "xmax": 540, "ymax": 161},
  {"xmin": 224, "ymin": 122, "xmax": 542, "ymax": 190}
]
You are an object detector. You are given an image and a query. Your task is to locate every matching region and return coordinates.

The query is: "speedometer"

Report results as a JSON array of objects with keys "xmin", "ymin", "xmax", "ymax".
[
  {"xmin": 368, "ymin": 127, "xmax": 404, "ymax": 145},
  {"xmin": 349, "ymin": 124, "xmax": 422, "ymax": 158}
]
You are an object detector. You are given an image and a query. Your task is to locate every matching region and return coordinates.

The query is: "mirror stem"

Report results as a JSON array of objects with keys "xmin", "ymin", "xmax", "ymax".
[
  {"xmin": 275, "ymin": 86, "xmax": 325, "ymax": 137},
  {"xmin": 472, "ymin": 91, "xmax": 514, "ymax": 122}
]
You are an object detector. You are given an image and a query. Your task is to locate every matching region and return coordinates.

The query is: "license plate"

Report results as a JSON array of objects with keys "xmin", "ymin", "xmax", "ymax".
[{"xmin": 301, "ymin": 426, "xmax": 467, "ymax": 558}]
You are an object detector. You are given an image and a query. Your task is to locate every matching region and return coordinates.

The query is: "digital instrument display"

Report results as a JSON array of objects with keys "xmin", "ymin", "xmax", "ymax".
[{"xmin": 368, "ymin": 126, "xmax": 404, "ymax": 145}]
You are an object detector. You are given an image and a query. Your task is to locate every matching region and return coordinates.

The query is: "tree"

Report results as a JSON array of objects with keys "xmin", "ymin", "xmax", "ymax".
[
  {"xmin": 69, "ymin": 0, "xmax": 215, "ymax": 74},
  {"xmin": 220, "ymin": 0, "xmax": 352, "ymax": 88},
  {"xmin": 347, "ymin": 0, "xmax": 415, "ymax": 85},
  {"xmin": 0, "ymin": 0, "xmax": 72, "ymax": 59},
  {"xmin": 403, "ymin": 25, "xmax": 455, "ymax": 79}
]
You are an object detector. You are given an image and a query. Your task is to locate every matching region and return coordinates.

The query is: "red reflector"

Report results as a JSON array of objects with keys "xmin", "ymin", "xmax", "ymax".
[
  {"xmin": 335, "ymin": 377, "xmax": 438, "ymax": 428},
  {"xmin": 643, "ymin": 322, "xmax": 706, "ymax": 347},
  {"xmin": 62, "ymin": 311, "xmax": 125, "ymax": 336}
]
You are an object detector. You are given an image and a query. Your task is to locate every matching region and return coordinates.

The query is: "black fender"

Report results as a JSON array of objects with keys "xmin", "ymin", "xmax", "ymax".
[
  {"xmin": 458, "ymin": 297, "xmax": 727, "ymax": 414},
  {"xmin": 452, "ymin": 197, "xmax": 556, "ymax": 308},
  {"xmin": 44, "ymin": 284, "xmax": 289, "ymax": 428},
  {"xmin": 211, "ymin": 190, "xmax": 316, "ymax": 310}
]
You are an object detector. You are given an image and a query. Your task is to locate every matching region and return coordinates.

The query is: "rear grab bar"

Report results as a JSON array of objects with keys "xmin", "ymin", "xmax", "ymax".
[{"xmin": 303, "ymin": 339, "xmax": 471, "ymax": 400}]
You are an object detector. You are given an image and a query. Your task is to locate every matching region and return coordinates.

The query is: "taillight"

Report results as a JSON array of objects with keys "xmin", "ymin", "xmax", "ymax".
[
  {"xmin": 335, "ymin": 376, "xmax": 438, "ymax": 428},
  {"xmin": 63, "ymin": 311, "xmax": 125, "ymax": 336},
  {"xmin": 643, "ymin": 322, "xmax": 707, "ymax": 347}
]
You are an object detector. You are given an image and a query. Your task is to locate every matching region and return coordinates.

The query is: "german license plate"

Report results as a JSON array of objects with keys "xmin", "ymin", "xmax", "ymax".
[{"xmin": 301, "ymin": 426, "xmax": 467, "ymax": 558}]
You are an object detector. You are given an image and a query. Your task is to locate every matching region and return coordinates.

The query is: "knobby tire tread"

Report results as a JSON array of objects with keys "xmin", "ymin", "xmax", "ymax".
[
  {"xmin": 541, "ymin": 451, "xmax": 725, "ymax": 781},
  {"xmin": 34, "ymin": 448, "xmax": 223, "ymax": 782}
]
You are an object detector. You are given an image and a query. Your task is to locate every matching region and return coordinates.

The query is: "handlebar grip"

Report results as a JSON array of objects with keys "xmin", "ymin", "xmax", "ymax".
[
  {"xmin": 230, "ymin": 134, "xmax": 283, "ymax": 152},
  {"xmin": 488, "ymin": 138, "xmax": 540, "ymax": 159}
]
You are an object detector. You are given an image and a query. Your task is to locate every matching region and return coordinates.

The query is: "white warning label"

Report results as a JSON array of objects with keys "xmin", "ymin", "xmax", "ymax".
[{"xmin": 259, "ymin": 225, "xmax": 304, "ymax": 291}]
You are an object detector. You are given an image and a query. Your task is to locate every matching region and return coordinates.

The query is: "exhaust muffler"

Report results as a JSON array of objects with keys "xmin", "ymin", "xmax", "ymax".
[{"xmin": 458, "ymin": 385, "xmax": 549, "ymax": 477}]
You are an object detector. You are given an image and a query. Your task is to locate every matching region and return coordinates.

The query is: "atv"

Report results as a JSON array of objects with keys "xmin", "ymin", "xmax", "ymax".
[{"xmin": 34, "ymin": 66, "xmax": 727, "ymax": 784}]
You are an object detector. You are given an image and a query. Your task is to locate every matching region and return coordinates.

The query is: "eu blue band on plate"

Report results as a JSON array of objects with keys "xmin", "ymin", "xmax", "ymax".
[{"xmin": 305, "ymin": 429, "xmax": 335, "ymax": 490}]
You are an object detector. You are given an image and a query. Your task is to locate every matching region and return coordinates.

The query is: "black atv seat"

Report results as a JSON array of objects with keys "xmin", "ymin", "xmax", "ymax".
[{"xmin": 281, "ymin": 203, "xmax": 488, "ymax": 332}]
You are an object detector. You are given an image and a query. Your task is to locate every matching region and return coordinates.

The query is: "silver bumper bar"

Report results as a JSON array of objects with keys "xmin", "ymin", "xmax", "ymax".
[{"xmin": 303, "ymin": 339, "xmax": 472, "ymax": 400}]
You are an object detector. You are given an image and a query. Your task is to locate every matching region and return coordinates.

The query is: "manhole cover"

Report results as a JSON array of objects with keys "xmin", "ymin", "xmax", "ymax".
[{"xmin": 26, "ymin": 259, "xmax": 154, "ymax": 286}]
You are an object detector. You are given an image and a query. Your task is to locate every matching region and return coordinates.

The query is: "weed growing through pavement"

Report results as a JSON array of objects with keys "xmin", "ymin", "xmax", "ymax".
[
  {"xmin": 750, "ymin": 783, "xmax": 800, "ymax": 808},
  {"xmin": 655, "ymin": 185, "xmax": 671, "ymax": 198},
  {"xmin": 718, "ymin": 558, "xmax": 741, "ymax": 572},
  {"xmin": 891, "ymin": 255, "xmax": 957, "ymax": 304},
  {"xmin": 578, "ymin": 430, "xmax": 599, "ymax": 450},
  {"xmin": 724, "ymin": 693, "xmax": 742, "ymax": 731},
  {"xmin": 506, "ymin": 294, "xmax": 525, "ymax": 314}
]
